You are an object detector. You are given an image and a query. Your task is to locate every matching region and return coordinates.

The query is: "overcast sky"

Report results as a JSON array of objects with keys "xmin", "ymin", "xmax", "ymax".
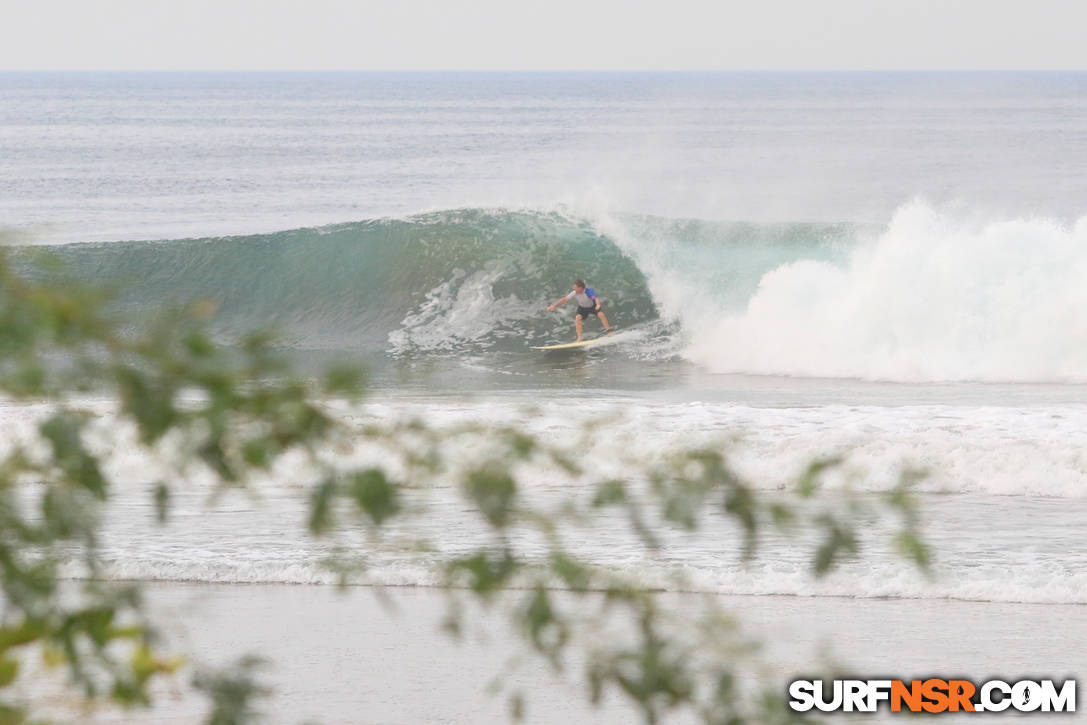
[{"xmin": 3, "ymin": 0, "xmax": 1086, "ymax": 71}]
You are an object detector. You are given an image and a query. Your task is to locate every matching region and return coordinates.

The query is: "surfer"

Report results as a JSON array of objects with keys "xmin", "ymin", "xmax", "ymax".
[{"xmin": 546, "ymin": 280, "xmax": 613, "ymax": 341}]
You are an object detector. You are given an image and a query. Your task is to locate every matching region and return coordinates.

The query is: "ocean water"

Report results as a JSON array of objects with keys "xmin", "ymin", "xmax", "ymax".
[{"xmin": 3, "ymin": 72, "xmax": 1086, "ymax": 715}]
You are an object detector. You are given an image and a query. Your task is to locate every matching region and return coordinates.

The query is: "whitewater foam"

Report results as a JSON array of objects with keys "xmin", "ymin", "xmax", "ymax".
[
  {"xmin": 4, "ymin": 395, "xmax": 1079, "ymax": 603},
  {"xmin": 682, "ymin": 202, "xmax": 1087, "ymax": 382}
]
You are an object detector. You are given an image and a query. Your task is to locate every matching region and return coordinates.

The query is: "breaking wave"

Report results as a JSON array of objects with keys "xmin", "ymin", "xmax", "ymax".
[{"xmin": 36, "ymin": 201, "xmax": 1087, "ymax": 383}]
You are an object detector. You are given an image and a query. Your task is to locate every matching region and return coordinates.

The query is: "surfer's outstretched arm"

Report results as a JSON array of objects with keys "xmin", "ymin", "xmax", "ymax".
[{"xmin": 546, "ymin": 296, "xmax": 570, "ymax": 312}]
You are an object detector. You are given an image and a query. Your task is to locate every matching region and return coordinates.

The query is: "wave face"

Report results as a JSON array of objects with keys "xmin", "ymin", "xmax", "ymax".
[
  {"xmin": 39, "ymin": 202, "xmax": 1087, "ymax": 383},
  {"xmin": 43, "ymin": 208, "xmax": 852, "ymax": 361},
  {"xmin": 47, "ymin": 209, "xmax": 659, "ymax": 356}
]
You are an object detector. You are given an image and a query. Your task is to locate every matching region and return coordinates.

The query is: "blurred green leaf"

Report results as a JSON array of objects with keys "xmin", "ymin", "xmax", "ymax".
[
  {"xmin": 194, "ymin": 655, "xmax": 270, "ymax": 725},
  {"xmin": 447, "ymin": 550, "xmax": 517, "ymax": 595},
  {"xmin": 509, "ymin": 691, "xmax": 525, "ymax": 721},
  {"xmin": 0, "ymin": 702, "xmax": 26, "ymax": 725},
  {"xmin": 346, "ymin": 469, "xmax": 400, "ymax": 526},
  {"xmin": 323, "ymin": 361, "xmax": 366, "ymax": 397},
  {"xmin": 894, "ymin": 530, "xmax": 931, "ymax": 570},
  {"xmin": 813, "ymin": 516, "xmax": 859, "ymax": 576},
  {"xmin": 549, "ymin": 553, "xmax": 590, "ymax": 592},
  {"xmin": 464, "ymin": 467, "xmax": 517, "ymax": 528},
  {"xmin": 796, "ymin": 457, "xmax": 842, "ymax": 497},
  {"xmin": 308, "ymin": 478, "xmax": 337, "ymax": 536},
  {"xmin": 153, "ymin": 482, "xmax": 170, "ymax": 525},
  {"xmin": 592, "ymin": 479, "xmax": 627, "ymax": 507},
  {"xmin": 39, "ymin": 413, "xmax": 106, "ymax": 498},
  {"xmin": 0, "ymin": 621, "xmax": 45, "ymax": 653},
  {"xmin": 0, "ymin": 659, "xmax": 18, "ymax": 688}
]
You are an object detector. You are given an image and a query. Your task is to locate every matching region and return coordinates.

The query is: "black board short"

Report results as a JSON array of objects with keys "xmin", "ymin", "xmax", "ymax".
[{"xmin": 576, "ymin": 305, "xmax": 600, "ymax": 318}]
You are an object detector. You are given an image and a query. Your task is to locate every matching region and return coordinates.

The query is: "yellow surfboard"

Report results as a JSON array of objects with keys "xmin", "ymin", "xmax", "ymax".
[{"xmin": 531, "ymin": 333, "xmax": 615, "ymax": 350}]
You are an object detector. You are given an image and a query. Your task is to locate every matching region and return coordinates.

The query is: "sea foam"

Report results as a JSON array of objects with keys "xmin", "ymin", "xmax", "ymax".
[{"xmin": 675, "ymin": 202, "xmax": 1087, "ymax": 382}]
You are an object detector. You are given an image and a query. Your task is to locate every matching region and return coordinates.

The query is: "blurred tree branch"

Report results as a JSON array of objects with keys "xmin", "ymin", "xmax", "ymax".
[{"xmin": 0, "ymin": 240, "xmax": 928, "ymax": 723}]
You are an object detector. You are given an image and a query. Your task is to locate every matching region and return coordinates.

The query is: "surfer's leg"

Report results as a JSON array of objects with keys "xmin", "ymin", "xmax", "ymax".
[
  {"xmin": 575, "ymin": 314, "xmax": 584, "ymax": 341},
  {"xmin": 598, "ymin": 311, "xmax": 612, "ymax": 333}
]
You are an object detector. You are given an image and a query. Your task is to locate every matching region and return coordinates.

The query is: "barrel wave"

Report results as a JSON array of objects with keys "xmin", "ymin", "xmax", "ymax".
[
  {"xmin": 40, "ymin": 201, "xmax": 1087, "ymax": 383},
  {"xmin": 47, "ymin": 209, "xmax": 662, "ymax": 358}
]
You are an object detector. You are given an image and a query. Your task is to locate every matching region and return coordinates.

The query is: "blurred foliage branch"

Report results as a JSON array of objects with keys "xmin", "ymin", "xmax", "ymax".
[{"xmin": 0, "ymin": 241, "xmax": 928, "ymax": 724}]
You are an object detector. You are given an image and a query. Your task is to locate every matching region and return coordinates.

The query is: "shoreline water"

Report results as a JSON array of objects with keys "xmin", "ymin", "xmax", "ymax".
[{"xmin": 40, "ymin": 581, "xmax": 1083, "ymax": 724}]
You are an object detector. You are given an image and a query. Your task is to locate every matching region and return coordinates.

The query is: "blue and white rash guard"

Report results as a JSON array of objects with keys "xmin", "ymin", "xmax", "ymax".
[{"xmin": 564, "ymin": 288, "xmax": 598, "ymax": 307}]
